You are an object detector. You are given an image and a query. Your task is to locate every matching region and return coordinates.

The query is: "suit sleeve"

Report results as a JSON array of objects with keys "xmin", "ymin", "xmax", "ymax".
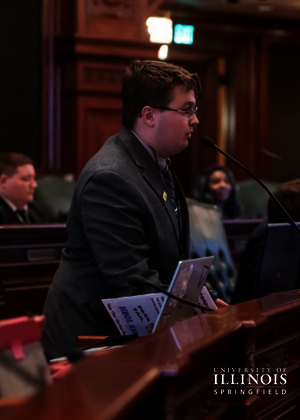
[{"xmin": 80, "ymin": 170, "xmax": 167, "ymax": 297}]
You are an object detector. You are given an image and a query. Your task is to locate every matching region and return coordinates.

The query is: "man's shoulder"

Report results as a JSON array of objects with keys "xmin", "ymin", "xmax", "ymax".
[
  {"xmin": 74, "ymin": 128, "xmax": 141, "ymax": 191},
  {"xmin": 0, "ymin": 196, "xmax": 18, "ymax": 224},
  {"xmin": 82, "ymin": 127, "xmax": 153, "ymax": 179},
  {"xmin": 0, "ymin": 195, "xmax": 12, "ymax": 213}
]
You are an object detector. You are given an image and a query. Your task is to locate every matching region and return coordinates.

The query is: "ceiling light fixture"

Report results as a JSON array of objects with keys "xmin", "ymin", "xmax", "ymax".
[
  {"xmin": 158, "ymin": 45, "xmax": 168, "ymax": 60},
  {"xmin": 146, "ymin": 17, "xmax": 173, "ymax": 44}
]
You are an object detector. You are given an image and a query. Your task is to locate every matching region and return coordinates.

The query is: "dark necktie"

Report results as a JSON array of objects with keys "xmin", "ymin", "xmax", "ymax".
[
  {"xmin": 162, "ymin": 161, "xmax": 184, "ymax": 257},
  {"xmin": 162, "ymin": 162, "xmax": 178, "ymax": 214},
  {"xmin": 15, "ymin": 209, "xmax": 29, "ymax": 223}
]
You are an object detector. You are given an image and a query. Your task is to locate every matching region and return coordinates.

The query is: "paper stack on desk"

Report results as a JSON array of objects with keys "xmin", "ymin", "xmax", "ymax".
[
  {"xmin": 103, "ymin": 256, "xmax": 217, "ymax": 338},
  {"xmin": 102, "ymin": 285, "xmax": 217, "ymax": 337}
]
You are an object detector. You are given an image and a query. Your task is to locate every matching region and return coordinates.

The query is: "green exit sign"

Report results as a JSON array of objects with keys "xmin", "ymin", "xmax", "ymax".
[{"xmin": 174, "ymin": 24, "xmax": 194, "ymax": 45}]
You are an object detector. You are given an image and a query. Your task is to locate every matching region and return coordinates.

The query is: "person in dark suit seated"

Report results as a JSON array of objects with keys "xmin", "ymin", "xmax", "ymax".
[
  {"xmin": 193, "ymin": 164, "xmax": 241, "ymax": 219},
  {"xmin": 231, "ymin": 178, "xmax": 300, "ymax": 304},
  {"xmin": 0, "ymin": 152, "xmax": 44, "ymax": 224},
  {"xmin": 41, "ymin": 59, "xmax": 227, "ymax": 359}
]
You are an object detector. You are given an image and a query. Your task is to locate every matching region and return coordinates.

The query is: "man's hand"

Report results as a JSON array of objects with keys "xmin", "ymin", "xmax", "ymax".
[{"xmin": 215, "ymin": 298, "xmax": 229, "ymax": 309}]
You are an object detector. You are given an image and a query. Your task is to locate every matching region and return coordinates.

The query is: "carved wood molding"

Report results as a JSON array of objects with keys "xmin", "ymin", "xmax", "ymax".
[
  {"xmin": 148, "ymin": 0, "xmax": 165, "ymax": 14},
  {"xmin": 82, "ymin": 66, "xmax": 124, "ymax": 92},
  {"xmin": 86, "ymin": 0, "xmax": 134, "ymax": 20}
]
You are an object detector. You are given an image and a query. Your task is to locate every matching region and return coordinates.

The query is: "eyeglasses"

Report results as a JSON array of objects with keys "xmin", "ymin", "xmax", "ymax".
[{"xmin": 139, "ymin": 106, "xmax": 198, "ymax": 120}]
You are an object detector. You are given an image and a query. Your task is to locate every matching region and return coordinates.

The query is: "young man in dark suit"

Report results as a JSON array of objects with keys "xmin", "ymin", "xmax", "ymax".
[
  {"xmin": 42, "ymin": 60, "xmax": 226, "ymax": 359},
  {"xmin": 0, "ymin": 152, "xmax": 43, "ymax": 224}
]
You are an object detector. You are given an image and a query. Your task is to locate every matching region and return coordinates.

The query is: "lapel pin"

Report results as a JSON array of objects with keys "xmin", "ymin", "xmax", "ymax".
[{"xmin": 163, "ymin": 191, "xmax": 167, "ymax": 201}]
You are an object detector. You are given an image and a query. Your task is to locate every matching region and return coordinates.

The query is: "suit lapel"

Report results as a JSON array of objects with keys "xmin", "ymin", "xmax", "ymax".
[
  {"xmin": 0, "ymin": 196, "xmax": 21, "ymax": 224},
  {"xmin": 172, "ymin": 170, "xmax": 190, "ymax": 258},
  {"xmin": 119, "ymin": 128, "xmax": 181, "ymax": 247}
]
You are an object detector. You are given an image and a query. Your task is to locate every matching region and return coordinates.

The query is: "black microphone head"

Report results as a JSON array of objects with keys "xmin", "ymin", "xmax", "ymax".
[
  {"xmin": 127, "ymin": 274, "xmax": 147, "ymax": 288},
  {"xmin": 201, "ymin": 136, "xmax": 216, "ymax": 149}
]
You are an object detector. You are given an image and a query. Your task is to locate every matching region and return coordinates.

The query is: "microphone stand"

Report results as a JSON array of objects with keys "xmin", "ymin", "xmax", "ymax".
[{"xmin": 141, "ymin": 280, "xmax": 213, "ymax": 312}]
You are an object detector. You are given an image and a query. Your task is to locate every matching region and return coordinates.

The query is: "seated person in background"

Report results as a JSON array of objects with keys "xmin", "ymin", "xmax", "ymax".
[
  {"xmin": 0, "ymin": 152, "xmax": 44, "ymax": 224},
  {"xmin": 193, "ymin": 164, "xmax": 241, "ymax": 219},
  {"xmin": 231, "ymin": 178, "xmax": 300, "ymax": 304}
]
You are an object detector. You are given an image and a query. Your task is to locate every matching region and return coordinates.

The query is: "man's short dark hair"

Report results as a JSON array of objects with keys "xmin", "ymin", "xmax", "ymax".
[
  {"xmin": 268, "ymin": 178, "xmax": 300, "ymax": 223},
  {"xmin": 0, "ymin": 152, "xmax": 34, "ymax": 177},
  {"xmin": 121, "ymin": 60, "xmax": 201, "ymax": 129}
]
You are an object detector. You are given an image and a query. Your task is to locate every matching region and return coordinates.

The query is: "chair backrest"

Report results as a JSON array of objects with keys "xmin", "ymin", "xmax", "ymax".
[
  {"xmin": 34, "ymin": 176, "xmax": 75, "ymax": 223},
  {"xmin": 186, "ymin": 197, "xmax": 236, "ymax": 303},
  {"xmin": 236, "ymin": 179, "xmax": 278, "ymax": 219}
]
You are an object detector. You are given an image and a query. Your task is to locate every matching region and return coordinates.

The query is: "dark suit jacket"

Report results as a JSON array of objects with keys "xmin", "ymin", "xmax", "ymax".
[
  {"xmin": 0, "ymin": 196, "xmax": 45, "ymax": 224},
  {"xmin": 42, "ymin": 128, "xmax": 190, "ymax": 358}
]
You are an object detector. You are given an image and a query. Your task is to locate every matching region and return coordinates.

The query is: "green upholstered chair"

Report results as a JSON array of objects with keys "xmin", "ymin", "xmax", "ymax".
[
  {"xmin": 186, "ymin": 197, "xmax": 236, "ymax": 303},
  {"xmin": 236, "ymin": 179, "xmax": 278, "ymax": 219},
  {"xmin": 33, "ymin": 176, "xmax": 75, "ymax": 223}
]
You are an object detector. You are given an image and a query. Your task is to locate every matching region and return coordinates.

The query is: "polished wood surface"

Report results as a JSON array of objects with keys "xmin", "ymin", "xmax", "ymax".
[{"xmin": 1, "ymin": 290, "xmax": 300, "ymax": 419}]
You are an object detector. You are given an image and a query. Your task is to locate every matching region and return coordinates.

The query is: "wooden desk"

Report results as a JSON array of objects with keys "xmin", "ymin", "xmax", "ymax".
[
  {"xmin": 0, "ymin": 219, "xmax": 262, "ymax": 319},
  {"xmin": 0, "ymin": 290, "xmax": 299, "ymax": 420},
  {"xmin": 0, "ymin": 225, "xmax": 67, "ymax": 320}
]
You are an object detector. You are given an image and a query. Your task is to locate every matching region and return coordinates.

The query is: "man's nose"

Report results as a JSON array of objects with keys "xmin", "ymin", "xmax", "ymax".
[
  {"xmin": 31, "ymin": 179, "xmax": 38, "ymax": 188},
  {"xmin": 190, "ymin": 114, "xmax": 199, "ymax": 125}
]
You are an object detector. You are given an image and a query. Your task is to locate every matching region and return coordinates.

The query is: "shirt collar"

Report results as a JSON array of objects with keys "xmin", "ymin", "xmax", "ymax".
[
  {"xmin": 0, "ymin": 194, "xmax": 28, "ymax": 212},
  {"xmin": 131, "ymin": 130, "xmax": 168, "ymax": 172}
]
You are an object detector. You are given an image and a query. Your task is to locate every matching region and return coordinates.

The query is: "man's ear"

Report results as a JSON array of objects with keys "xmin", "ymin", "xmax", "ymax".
[
  {"xmin": 0, "ymin": 174, "xmax": 8, "ymax": 192},
  {"xmin": 140, "ymin": 106, "xmax": 155, "ymax": 127},
  {"xmin": 0, "ymin": 174, "xmax": 7, "ymax": 185}
]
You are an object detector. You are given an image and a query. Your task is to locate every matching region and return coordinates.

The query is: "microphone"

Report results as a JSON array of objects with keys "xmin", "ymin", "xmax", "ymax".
[
  {"xmin": 128, "ymin": 274, "xmax": 213, "ymax": 312},
  {"xmin": 260, "ymin": 149, "xmax": 283, "ymax": 161},
  {"xmin": 201, "ymin": 136, "xmax": 300, "ymax": 234},
  {"xmin": 260, "ymin": 148, "xmax": 299, "ymax": 179}
]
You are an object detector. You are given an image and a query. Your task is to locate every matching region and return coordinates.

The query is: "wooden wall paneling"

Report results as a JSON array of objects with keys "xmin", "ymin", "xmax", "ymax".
[
  {"xmin": 60, "ymin": 94, "xmax": 78, "ymax": 175},
  {"xmin": 267, "ymin": 36, "xmax": 300, "ymax": 183},
  {"xmin": 77, "ymin": 97, "xmax": 123, "ymax": 174},
  {"xmin": 79, "ymin": 0, "xmax": 150, "ymax": 42},
  {"xmin": 232, "ymin": 37, "xmax": 261, "ymax": 181},
  {"xmin": 257, "ymin": 35, "xmax": 272, "ymax": 181},
  {"xmin": 216, "ymin": 57, "xmax": 228, "ymax": 166},
  {"xmin": 59, "ymin": 53, "xmax": 160, "ymax": 177},
  {"xmin": 41, "ymin": 0, "xmax": 64, "ymax": 176},
  {"xmin": 54, "ymin": 0, "xmax": 170, "ymax": 177},
  {"xmin": 60, "ymin": 60, "xmax": 125, "ymax": 176},
  {"xmin": 42, "ymin": 1, "xmax": 300, "ymax": 181},
  {"xmin": 59, "ymin": 0, "xmax": 151, "ymax": 42}
]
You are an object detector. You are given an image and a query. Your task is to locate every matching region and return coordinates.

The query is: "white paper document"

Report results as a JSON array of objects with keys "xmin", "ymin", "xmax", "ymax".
[
  {"xmin": 102, "ymin": 293, "xmax": 166, "ymax": 336},
  {"xmin": 102, "ymin": 286, "xmax": 217, "ymax": 337}
]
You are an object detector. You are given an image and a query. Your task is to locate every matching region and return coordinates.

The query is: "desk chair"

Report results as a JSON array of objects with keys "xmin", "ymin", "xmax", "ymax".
[
  {"xmin": 34, "ymin": 176, "xmax": 75, "ymax": 223},
  {"xmin": 236, "ymin": 179, "xmax": 277, "ymax": 219},
  {"xmin": 186, "ymin": 198, "xmax": 236, "ymax": 303}
]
